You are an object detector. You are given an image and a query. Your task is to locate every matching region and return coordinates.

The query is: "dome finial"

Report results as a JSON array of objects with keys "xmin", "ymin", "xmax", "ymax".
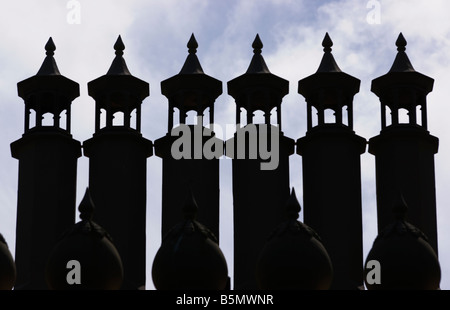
[
  {"xmin": 78, "ymin": 188, "xmax": 95, "ymax": 221},
  {"xmin": 322, "ymin": 32, "xmax": 333, "ymax": 53},
  {"xmin": 286, "ymin": 188, "xmax": 301, "ymax": 220},
  {"xmin": 187, "ymin": 33, "xmax": 198, "ymax": 54},
  {"xmin": 183, "ymin": 188, "xmax": 199, "ymax": 220},
  {"xmin": 252, "ymin": 34, "xmax": 263, "ymax": 54},
  {"xmin": 114, "ymin": 35, "xmax": 125, "ymax": 56},
  {"xmin": 396, "ymin": 33, "xmax": 407, "ymax": 52},
  {"xmin": 392, "ymin": 194, "xmax": 408, "ymax": 220},
  {"xmin": 45, "ymin": 37, "xmax": 56, "ymax": 56}
]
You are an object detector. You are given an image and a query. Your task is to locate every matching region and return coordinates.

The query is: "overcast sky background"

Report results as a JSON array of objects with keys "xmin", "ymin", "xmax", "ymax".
[{"xmin": 0, "ymin": 0, "xmax": 449, "ymax": 290}]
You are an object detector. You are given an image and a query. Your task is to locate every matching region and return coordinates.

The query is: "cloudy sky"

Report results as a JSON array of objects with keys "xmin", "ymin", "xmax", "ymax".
[{"xmin": 0, "ymin": 0, "xmax": 449, "ymax": 290}]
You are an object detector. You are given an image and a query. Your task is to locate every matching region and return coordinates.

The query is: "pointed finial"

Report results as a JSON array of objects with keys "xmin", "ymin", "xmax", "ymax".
[
  {"xmin": 392, "ymin": 194, "xmax": 408, "ymax": 220},
  {"xmin": 37, "ymin": 37, "xmax": 61, "ymax": 75},
  {"xmin": 396, "ymin": 33, "xmax": 407, "ymax": 52},
  {"xmin": 322, "ymin": 32, "xmax": 333, "ymax": 53},
  {"xmin": 45, "ymin": 37, "xmax": 56, "ymax": 56},
  {"xmin": 183, "ymin": 189, "xmax": 199, "ymax": 220},
  {"xmin": 114, "ymin": 35, "xmax": 125, "ymax": 56},
  {"xmin": 286, "ymin": 188, "xmax": 301, "ymax": 220},
  {"xmin": 78, "ymin": 188, "xmax": 95, "ymax": 221},
  {"xmin": 252, "ymin": 34, "xmax": 263, "ymax": 54},
  {"xmin": 187, "ymin": 33, "xmax": 198, "ymax": 54}
]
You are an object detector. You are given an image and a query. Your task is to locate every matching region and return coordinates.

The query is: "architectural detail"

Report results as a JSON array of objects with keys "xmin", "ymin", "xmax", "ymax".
[
  {"xmin": 3, "ymin": 33, "xmax": 441, "ymax": 290},
  {"xmin": 296, "ymin": 33, "xmax": 366, "ymax": 289},
  {"xmin": 227, "ymin": 34, "xmax": 295, "ymax": 289},
  {"xmin": 45, "ymin": 188, "xmax": 123, "ymax": 290},
  {"xmin": 11, "ymin": 37, "xmax": 81, "ymax": 289},
  {"xmin": 256, "ymin": 189, "xmax": 333, "ymax": 289},
  {"xmin": 83, "ymin": 36, "xmax": 153, "ymax": 289},
  {"xmin": 154, "ymin": 34, "xmax": 222, "ymax": 239},
  {"xmin": 364, "ymin": 195, "xmax": 441, "ymax": 290},
  {"xmin": 368, "ymin": 33, "xmax": 439, "ymax": 254},
  {"xmin": 152, "ymin": 190, "xmax": 228, "ymax": 290}
]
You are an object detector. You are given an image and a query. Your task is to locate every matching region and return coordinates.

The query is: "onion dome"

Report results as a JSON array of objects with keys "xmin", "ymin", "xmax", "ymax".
[
  {"xmin": 152, "ymin": 190, "xmax": 228, "ymax": 290},
  {"xmin": 255, "ymin": 189, "xmax": 333, "ymax": 289},
  {"xmin": 0, "ymin": 234, "xmax": 16, "ymax": 290},
  {"xmin": 364, "ymin": 195, "xmax": 441, "ymax": 290},
  {"xmin": 45, "ymin": 188, "xmax": 123, "ymax": 290}
]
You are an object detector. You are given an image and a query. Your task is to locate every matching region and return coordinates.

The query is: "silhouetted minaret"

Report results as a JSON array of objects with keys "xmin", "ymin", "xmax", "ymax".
[
  {"xmin": 11, "ymin": 38, "xmax": 81, "ymax": 289},
  {"xmin": 227, "ymin": 34, "xmax": 295, "ymax": 289},
  {"xmin": 154, "ymin": 34, "xmax": 223, "ymax": 239},
  {"xmin": 368, "ymin": 33, "xmax": 439, "ymax": 254},
  {"xmin": 83, "ymin": 36, "xmax": 153, "ymax": 289},
  {"xmin": 296, "ymin": 33, "xmax": 366, "ymax": 289}
]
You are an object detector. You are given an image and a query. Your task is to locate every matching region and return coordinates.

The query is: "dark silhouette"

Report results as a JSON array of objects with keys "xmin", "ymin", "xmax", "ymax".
[
  {"xmin": 154, "ymin": 34, "xmax": 222, "ymax": 240},
  {"xmin": 368, "ymin": 33, "xmax": 439, "ymax": 254},
  {"xmin": 0, "ymin": 234, "xmax": 15, "ymax": 290},
  {"xmin": 227, "ymin": 34, "xmax": 295, "ymax": 289},
  {"xmin": 364, "ymin": 195, "xmax": 440, "ymax": 289},
  {"xmin": 45, "ymin": 188, "xmax": 123, "ymax": 290},
  {"xmin": 83, "ymin": 35, "xmax": 153, "ymax": 290},
  {"xmin": 2, "ymin": 32, "xmax": 441, "ymax": 290},
  {"xmin": 256, "ymin": 189, "xmax": 333, "ymax": 289},
  {"xmin": 297, "ymin": 33, "xmax": 366, "ymax": 289},
  {"xmin": 152, "ymin": 190, "xmax": 228, "ymax": 290},
  {"xmin": 11, "ymin": 37, "xmax": 81, "ymax": 289}
]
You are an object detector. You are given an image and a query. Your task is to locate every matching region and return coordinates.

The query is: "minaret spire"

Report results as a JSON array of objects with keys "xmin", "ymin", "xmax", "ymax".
[
  {"xmin": 316, "ymin": 32, "xmax": 341, "ymax": 73},
  {"xmin": 389, "ymin": 32, "xmax": 415, "ymax": 73},
  {"xmin": 246, "ymin": 34, "xmax": 270, "ymax": 74},
  {"xmin": 37, "ymin": 37, "xmax": 60, "ymax": 76},
  {"xmin": 114, "ymin": 35, "xmax": 125, "ymax": 55},
  {"xmin": 179, "ymin": 33, "xmax": 204, "ymax": 74},
  {"xmin": 252, "ymin": 34, "xmax": 263, "ymax": 54},
  {"xmin": 106, "ymin": 35, "xmax": 131, "ymax": 75},
  {"xmin": 396, "ymin": 32, "xmax": 407, "ymax": 51},
  {"xmin": 187, "ymin": 33, "xmax": 198, "ymax": 54},
  {"xmin": 322, "ymin": 32, "xmax": 333, "ymax": 52}
]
